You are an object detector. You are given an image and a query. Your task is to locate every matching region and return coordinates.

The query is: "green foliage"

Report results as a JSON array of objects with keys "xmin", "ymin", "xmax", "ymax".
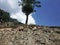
[
  {"xmin": 0, "ymin": 9, "xmax": 10, "ymax": 22},
  {"xmin": 20, "ymin": 0, "xmax": 41, "ymax": 13},
  {"xmin": 21, "ymin": 0, "xmax": 41, "ymax": 7},
  {"xmin": 2, "ymin": 12, "xmax": 10, "ymax": 22},
  {"xmin": 22, "ymin": 4, "xmax": 33, "ymax": 15}
]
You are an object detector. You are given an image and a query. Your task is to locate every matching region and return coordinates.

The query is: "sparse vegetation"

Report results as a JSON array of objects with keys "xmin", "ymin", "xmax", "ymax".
[{"xmin": 49, "ymin": 26, "xmax": 60, "ymax": 29}]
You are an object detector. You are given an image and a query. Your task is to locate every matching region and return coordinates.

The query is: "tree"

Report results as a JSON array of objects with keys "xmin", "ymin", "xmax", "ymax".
[
  {"xmin": 0, "ymin": 9, "xmax": 10, "ymax": 22},
  {"xmin": 2, "ymin": 12, "xmax": 10, "ymax": 22},
  {"xmin": 18, "ymin": 0, "xmax": 41, "ymax": 24}
]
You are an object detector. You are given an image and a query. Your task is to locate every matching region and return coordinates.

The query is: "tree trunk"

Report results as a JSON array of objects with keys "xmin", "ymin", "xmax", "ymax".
[{"xmin": 25, "ymin": 14, "xmax": 29, "ymax": 24}]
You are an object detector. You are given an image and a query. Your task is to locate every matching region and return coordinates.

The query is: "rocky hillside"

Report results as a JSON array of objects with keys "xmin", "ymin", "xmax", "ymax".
[{"xmin": 0, "ymin": 25, "xmax": 60, "ymax": 45}]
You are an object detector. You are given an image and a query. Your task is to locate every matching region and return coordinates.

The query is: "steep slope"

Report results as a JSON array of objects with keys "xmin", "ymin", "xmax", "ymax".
[{"xmin": 0, "ymin": 25, "xmax": 60, "ymax": 45}]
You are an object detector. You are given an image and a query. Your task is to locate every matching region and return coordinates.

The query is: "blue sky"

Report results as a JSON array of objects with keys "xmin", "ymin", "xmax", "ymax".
[
  {"xmin": 32, "ymin": 0, "xmax": 60, "ymax": 26},
  {"xmin": 0, "ymin": 0, "xmax": 60, "ymax": 26}
]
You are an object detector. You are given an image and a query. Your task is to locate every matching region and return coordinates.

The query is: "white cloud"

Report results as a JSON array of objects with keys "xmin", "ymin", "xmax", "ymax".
[{"xmin": 0, "ymin": 0, "xmax": 36, "ymax": 24}]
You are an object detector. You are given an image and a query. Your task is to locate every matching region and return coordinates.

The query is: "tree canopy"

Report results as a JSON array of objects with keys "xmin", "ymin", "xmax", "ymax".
[{"xmin": 0, "ymin": 9, "xmax": 10, "ymax": 22}]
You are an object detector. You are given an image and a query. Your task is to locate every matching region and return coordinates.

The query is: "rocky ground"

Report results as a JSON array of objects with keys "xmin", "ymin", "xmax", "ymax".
[{"xmin": 0, "ymin": 25, "xmax": 60, "ymax": 45}]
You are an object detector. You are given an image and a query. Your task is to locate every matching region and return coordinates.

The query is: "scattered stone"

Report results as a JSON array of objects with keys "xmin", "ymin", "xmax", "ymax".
[{"xmin": 0, "ymin": 25, "xmax": 60, "ymax": 45}]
